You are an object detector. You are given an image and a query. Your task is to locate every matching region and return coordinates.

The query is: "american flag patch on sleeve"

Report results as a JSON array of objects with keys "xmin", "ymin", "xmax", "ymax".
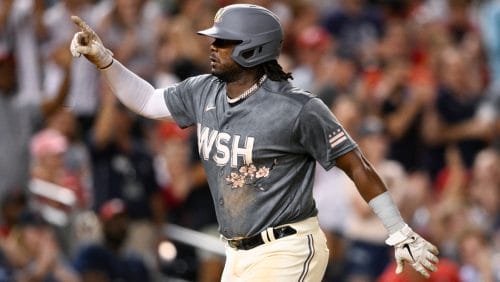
[{"xmin": 329, "ymin": 129, "xmax": 347, "ymax": 149}]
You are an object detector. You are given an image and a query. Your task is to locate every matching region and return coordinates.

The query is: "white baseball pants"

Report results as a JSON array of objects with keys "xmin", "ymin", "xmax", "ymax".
[{"xmin": 221, "ymin": 216, "xmax": 329, "ymax": 282}]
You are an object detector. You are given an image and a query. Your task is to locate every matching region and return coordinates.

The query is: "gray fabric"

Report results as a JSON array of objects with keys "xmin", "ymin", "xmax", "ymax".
[
  {"xmin": 0, "ymin": 94, "xmax": 42, "ymax": 195},
  {"xmin": 197, "ymin": 4, "xmax": 283, "ymax": 67},
  {"xmin": 164, "ymin": 75, "xmax": 357, "ymax": 238}
]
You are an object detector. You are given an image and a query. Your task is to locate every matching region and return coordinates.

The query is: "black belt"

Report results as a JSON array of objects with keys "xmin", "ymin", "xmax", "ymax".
[{"xmin": 226, "ymin": 226, "xmax": 297, "ymax": 250}]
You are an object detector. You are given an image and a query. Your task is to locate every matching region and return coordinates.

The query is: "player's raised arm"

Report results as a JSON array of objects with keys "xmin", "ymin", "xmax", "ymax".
[
  {"xmin": 69, "ymin": 15, "xmax": 171, "ymax": 119},
  {"xmin": 335, "ymin": 149, "xmax": 439, "ymax": 279}
]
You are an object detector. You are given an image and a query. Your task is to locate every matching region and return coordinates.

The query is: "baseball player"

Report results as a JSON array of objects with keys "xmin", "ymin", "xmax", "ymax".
[{"xmin": 70, "ymin": 4, "xmax": 439, "ymax": 281}]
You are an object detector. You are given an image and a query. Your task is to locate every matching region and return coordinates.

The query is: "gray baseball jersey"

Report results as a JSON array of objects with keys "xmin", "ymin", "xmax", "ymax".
[{"xmin": 164, "ymin": 74, "xmax": 357, "ymax": 238}]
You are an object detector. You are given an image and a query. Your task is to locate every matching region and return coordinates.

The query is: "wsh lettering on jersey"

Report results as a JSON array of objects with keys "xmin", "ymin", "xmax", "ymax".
[{"xmin": 197, "ymin": 124, "xmax": 254, "ymax": 167}]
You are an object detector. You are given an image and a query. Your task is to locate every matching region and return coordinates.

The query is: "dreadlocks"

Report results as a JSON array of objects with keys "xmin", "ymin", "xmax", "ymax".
[{"xmin": 258, "ymin": 60, "xmax": 293, "ymax": 81}]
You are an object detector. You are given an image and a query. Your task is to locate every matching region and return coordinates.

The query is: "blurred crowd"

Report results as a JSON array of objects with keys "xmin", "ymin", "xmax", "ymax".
[{"xmin": 0, "ymin": 0, "xmax": 499, "ymax": 281}]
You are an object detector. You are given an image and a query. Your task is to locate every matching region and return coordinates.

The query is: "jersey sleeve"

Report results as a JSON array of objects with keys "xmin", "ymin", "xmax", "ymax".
[
  {"xmin": 163, "ymin": 75, "xmax": 212, "ymax": 128},
  {"xmin": 293, "ymin": 98, "xmax": 357, "ymax": 170},
  {"xmin": 162, "ymin": 78, "xmax": 196, "ymax": 128}
]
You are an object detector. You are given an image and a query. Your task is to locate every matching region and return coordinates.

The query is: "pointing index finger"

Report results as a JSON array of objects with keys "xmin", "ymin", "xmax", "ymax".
[{"xmin": 71, "ymin": 15, "xmax": 93, "ymax": 34}]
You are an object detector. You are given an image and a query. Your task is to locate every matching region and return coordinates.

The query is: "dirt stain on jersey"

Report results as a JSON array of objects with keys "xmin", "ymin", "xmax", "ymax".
[{"xmin": 221, "ymin": 182, "xmax": 257, "ymax": 220}]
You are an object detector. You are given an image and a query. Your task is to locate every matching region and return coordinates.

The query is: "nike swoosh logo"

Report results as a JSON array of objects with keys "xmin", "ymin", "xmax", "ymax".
[
  {"xmin": 403, "ymin": 244, "xmax": 415, "ymax": 262},
  {"xmin": 205, "ymin": 105, "xmax": 216, "ymax": 112}
]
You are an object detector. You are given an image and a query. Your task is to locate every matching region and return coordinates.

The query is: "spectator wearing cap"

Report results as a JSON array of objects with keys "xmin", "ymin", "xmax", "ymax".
[
  {"xmin": 291, "ymin": 25, "xmax": 334, "ymax": 92},
  {"xmin": 73, "ymin": 198, "xmax": 151, "ymax": 282},
  {"xmin": 154, "ymin": 120, "xmax": 192, "ymax": 208},
  {"xmin": 31, "ymin": 128, "xmax": 69, "ymax": 180},
  {"xmin": 29, "ymin": 128, "xmax": 90, "ymax": 254},
  {"xmin": 30, "ymin": 128, "xmax": 86, "ymax": 204},
  {"xmin": 45, "ymin": 107, "xmax": 93, "ymax": 210}
]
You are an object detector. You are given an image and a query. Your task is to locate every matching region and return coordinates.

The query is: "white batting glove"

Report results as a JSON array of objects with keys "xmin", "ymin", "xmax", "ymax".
[
  {"xmin": 70, "ymin": 15, "xmax": 113, "ymax": 69},
  {"xmin": 386, "ymin": 224, "xmax": 439, "ymax": 278}
]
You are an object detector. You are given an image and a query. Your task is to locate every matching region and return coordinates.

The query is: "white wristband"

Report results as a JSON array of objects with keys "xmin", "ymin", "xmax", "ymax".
[{"xmin": 368, "ymin": 191, "xmax": 406, "ymax": 235}]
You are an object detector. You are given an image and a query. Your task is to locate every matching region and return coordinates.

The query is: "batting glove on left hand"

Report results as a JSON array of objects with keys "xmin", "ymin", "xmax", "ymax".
[
  {"xmin": 70, "ymin": 15, "xmax": 113, "ymax": 69},
  {"xmin": 386, "ymin": 224, "xmax": 439, "ymax": 279}
]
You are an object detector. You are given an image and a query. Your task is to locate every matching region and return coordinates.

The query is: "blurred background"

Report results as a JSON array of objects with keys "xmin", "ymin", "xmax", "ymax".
[{"xmin": 0, "ymin": 0, "xmax": 499, "ymax": 281}]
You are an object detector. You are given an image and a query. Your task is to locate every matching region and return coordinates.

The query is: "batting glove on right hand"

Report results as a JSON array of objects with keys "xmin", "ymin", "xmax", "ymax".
[
  {"xmin": 386, "ymin": 224, "xmax": 439, "ymax": 279},
  {"xmin": 70, "ymin": 15, "xmax": 113, "ymax": 69}
]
